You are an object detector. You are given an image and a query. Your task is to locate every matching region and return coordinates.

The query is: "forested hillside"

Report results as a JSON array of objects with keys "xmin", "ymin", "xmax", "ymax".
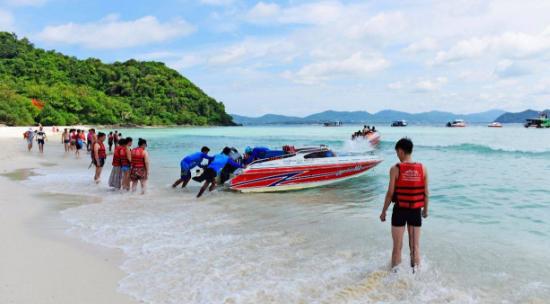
[{"xmin": 0, "ymin": 32, "xmax": 234, "ymax": 126}]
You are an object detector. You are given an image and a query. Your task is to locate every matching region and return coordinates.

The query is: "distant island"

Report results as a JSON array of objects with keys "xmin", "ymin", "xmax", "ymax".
[
  {"xmin": 0, "ymin": 32, "xmax": 234, "ymax": 126},
  {"xmin": 232, "ymin": 109, "xmax": 510, "ymax": 125},
  {"xmin": 232, "ymin": 109, "xmax": 550, "ymax": 125},
  {"xmin": 495, "ymin": 109, "xmax": 550, "ymax": 123}
]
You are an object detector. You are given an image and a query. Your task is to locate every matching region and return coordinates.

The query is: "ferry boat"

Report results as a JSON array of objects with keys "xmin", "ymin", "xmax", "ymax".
[
  {"xmin": 525, "ymin": 113, "xmax": 550, "ymax": 128},
  {"xmin": 446, "ymin": 119, "xmax": 466, "ymax": 128}
]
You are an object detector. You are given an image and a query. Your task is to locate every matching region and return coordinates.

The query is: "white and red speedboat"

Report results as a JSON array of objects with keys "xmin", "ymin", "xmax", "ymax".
[{"xmin": 229, "ymin": 146, "xmax": 382, "ymax": 193}]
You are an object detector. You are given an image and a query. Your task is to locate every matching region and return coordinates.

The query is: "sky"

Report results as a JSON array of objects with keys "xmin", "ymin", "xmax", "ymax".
[{"xmin": 1, "ymin": 0, "xmax": 550, "ymax": 116}]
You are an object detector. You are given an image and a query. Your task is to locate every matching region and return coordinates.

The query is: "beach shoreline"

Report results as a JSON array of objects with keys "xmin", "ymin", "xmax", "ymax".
[{"xmin": 0, "ymin": 127, "xmax": 137, "ymax": 304}]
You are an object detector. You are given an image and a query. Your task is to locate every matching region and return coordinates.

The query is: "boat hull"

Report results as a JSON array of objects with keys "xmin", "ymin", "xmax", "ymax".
[{"xmin": 230, "ymin": 159, "xmax": 382, "ymax": 193}]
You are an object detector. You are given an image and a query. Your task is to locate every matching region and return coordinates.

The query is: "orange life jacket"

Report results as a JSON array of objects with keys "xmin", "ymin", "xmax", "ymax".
[
  {"xmin": 131, "ymin": 147, "xmax": 145, "ymax": 168},
  {"xmin": 112, "ymin": 146, "xmax": 122, "ymax": 166},
  {"xmin": 393, "ymin": 162, "xmax": 426, "ymax": 209},
  {"xmin": 97, "ymin": 142, "xmax": 107, "ymax": 158}
]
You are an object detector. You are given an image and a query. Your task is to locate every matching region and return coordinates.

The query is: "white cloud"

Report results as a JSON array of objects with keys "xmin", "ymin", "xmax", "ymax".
[
  {"xmin": 37, "ymin": 15, "xmax": 195, "ymax": 49},
  {"xmin": 494, "ymin": 60, "xmax": 531, "ymax": 78},
  {"xmin": 404, "ymin": 37, "xmax": 438, "ymax": 53},
  {"xmin": 246, "ymin": 2, "xmax": 280, "ymax": 22},
  {"xmin": 413, "ymin": 77, "xmax": 448, "ymax": 92},
  {"xmin": 283, "ymin": 52, "xmax": 389, "ymax": 85},
  {"xmin": 387, "ymin": 81, "xmax": 403, "ymax": 90},
  {"xmin": 434, "ymin": 28, "xmax": 550, "ymax": 64},
  {"xmin": 0, "ymin": 9, "xmax": 14, "ymax": 31},
  {"xmin": 247, "ymin": 1, "xmax": 346, "ymax": 25}
]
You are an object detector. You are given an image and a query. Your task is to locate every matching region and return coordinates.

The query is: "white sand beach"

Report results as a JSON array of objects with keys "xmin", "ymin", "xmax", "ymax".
[{"xmin": 0, "ymin": 127, "xmax": 137, "ymax": 304}]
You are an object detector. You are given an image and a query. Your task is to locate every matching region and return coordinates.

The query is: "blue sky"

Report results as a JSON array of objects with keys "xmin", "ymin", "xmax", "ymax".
[{"xmin": 1, "ymin": 0, "xmax": 550, "ymax": 116}]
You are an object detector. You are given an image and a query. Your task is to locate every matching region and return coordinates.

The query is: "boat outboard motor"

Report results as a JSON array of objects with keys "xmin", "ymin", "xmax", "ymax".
[{"xmin": 220, "ymin": 147, "xmax": 242, "ymax": 184}]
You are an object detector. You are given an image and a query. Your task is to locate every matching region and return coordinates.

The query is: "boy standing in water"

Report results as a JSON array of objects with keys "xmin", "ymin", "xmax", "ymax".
[{"xmin": 380, "ymin": 138, "xmax": 429, "ymax": 271}]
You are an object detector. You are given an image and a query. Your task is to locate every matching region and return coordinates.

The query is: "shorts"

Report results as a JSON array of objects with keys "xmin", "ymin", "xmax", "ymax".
[
  {"xmin": 194, "ymin": 168, "xmax": 217, "ymax": 183},
  {"xmin": 37, "ymin": 139, "xmax": 45, "ymax": 145},
  {"xmin": 121, "ymin": 165, "xmax": 130, "ymax": 172},
  {"xmin": 180, "ymin": 168, "xmax": 191, "ymax": 179},
  {"xmin": 64, "ymin": 139, "xmax": 70, "ymax": 144},
  {"xmin": 391, "ymin": 205, "xmax": 422, "ymax": 227},
  {"xmin": 130, "ymin": 167, "xmax": 147, "ymax": 181},
  {"xmin": 93, "ymin": 158, "xmax": 105, "ymax": 168}
]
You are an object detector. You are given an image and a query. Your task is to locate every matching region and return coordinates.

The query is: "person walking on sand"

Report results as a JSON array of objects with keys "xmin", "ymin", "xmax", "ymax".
[
  {"xmin": 380, "ymin": 138, "xmax": 429, "ymax": 272},
  {"xmin": 130, "ymin": 138, "xmax": 149, "ymax": 194},
  {"xmin": 92, "ymin": 132, "xmax": 107, "ymax": 183},
  {"xmin": 36, "ymin": 127, "xmax": 47, "ymax": 154},
  {"xmin": 172, "ymin": 146, "xmax": 213, "ymax": 189},
  {"xmin": 61, "ymin": 128, "xmax": 70, "ymax": 152},
  {"xmin": 24, "ymin": 128, "xmax": 35, "ymax": 152}
]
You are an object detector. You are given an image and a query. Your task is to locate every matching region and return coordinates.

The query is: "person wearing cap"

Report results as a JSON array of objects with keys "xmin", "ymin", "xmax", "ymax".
[
  {"xmin": 243, "ymin": 146, "xmax": 270, "ymax": 165},
  {"xmin": 172, "ymin": 146, "xmax": 214, "ymax": 189}
]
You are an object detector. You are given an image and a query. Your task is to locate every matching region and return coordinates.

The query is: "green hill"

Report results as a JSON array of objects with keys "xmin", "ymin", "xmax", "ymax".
[{"xmin": 0, "ymin": 32, "xmax": 234, "ymax": 126}]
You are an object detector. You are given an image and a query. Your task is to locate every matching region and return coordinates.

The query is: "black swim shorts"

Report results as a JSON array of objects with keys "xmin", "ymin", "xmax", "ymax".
[
  {"xmin": 193, "ymin": 168, "xmax": 217, "ymax": 183},
  {"xmin": 391, "ymin": 205, "xmax": 422, "ymax": 227},
  {"xmin": 93, "ymin": 158, "xmax": 106, "ymax": 168}
]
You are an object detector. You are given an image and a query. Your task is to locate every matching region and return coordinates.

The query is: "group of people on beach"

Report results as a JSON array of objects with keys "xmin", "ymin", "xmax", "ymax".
[
  {"xmin": 351, "ymin": 125, "xmax": 377, "ymax": 140},
  {"xmin": 78, "ymin": 131, "xmax": 149, "ymax": 194}
]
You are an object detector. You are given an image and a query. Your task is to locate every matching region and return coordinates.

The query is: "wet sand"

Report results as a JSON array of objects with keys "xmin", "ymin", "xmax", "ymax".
[{"xmin": 0, "ymin": 127, "xmax": 137, "ymax": 304}]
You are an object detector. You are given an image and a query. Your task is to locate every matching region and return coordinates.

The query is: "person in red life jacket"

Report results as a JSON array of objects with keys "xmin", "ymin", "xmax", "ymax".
[
  {"xmin": 380, "ymin": 138, "xmax": 429, "ymax": 272},
  {"xmin": 92, "ymin": 132, "xmax": 108, "ymax": 184},
  {"xmin": 108, "ymin": 138, "xmax": 126, "ymax": 189},
  {"xmin": 130, "ymin": 138, "xmax": 149, "ymax": 194},
  {"xmin": 121, "ymin": 137, "xmax": 133, "ymax": 191},
  {"xmin": 108, "ymin": 132, "xmax": 114, "ymax": 152}
]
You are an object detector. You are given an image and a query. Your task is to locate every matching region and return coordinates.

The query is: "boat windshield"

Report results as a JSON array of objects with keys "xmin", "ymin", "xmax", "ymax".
[{"xmin": 304, "ymin": 150, "xmax": 336, "ymax": 159}]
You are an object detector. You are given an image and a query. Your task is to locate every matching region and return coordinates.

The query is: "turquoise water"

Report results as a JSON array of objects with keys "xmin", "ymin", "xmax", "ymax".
[{"xmin": 29, "ymin": 125, "xmax": 550, "ymax": 303}]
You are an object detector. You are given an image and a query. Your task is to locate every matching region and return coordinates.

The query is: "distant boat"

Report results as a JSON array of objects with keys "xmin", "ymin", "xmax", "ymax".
[
  {"xmin": 524, "ymin": 112, "xmax": 550, "ymax": 128},
  {"xmin": 446, "ymin": 119, "xmax": 466, "ymax": 128},
  {"xmin": 323, "ymin": 121, "xmax": 343, "ymax": 127},
  {"xmin": 391, "ymin": 120, "xmax": 408, "ymax": 127},
  {"xmin": 488, "ymin": 122, "xmax": 502, "ymax": 128}
]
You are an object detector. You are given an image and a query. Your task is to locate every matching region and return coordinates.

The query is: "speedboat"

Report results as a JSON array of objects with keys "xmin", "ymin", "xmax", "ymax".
[
  {"xmin": 351, "ymin": 131, "xmax": 381, "ymax": 146},
  {"xmin": 229, "ymin": 146, "xmax": 382, "ymax": 193},
  {"xmin": 446, "ymin": 119, "xmax": 466, "ymax": 127},
  {"xmin": 488, "ymin": 122, "xmax": 502, "ymax": 128},
  {"xmin": 391, "ymin": 120, "xmax": 408, "ymax": 127}
]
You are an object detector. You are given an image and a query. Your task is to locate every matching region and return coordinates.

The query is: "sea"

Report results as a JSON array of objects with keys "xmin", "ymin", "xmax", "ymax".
[{"xmin": 25, "ymin": 124, "xmax": 550, "ymax": 303}]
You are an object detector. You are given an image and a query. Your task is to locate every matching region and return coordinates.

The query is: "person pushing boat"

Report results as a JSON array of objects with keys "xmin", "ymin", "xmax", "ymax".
[
  {"xmin": 243, "ymin": 146, "xmax": 270, "ymax": 165},
  {"xmin": 193, "ymin": 147, "xmax": 243, "ymax": 198},
  {"xmin": 172, "ymin": 146, "xmax": 214, "ymax": 189},
  {"xmin": 380, "ymin": 138, "xmax": 429, "ymax": 272}
]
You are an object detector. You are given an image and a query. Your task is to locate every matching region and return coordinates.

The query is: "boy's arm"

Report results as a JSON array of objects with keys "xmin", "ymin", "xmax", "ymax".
[
  {"xmin": 423, "ymin": 165, "xmax": 429, "ymax": 218},
  {"xmin": 380, "ymin": 166, "xmax": 398, "ymax": 222},
  {"xmin": 144, "ymin": 151, "xmax": 150, "ymax": 177}
]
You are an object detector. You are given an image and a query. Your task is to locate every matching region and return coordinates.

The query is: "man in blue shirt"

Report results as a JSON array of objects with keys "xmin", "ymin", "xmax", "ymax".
[
  {"xmin": 193, "ymin": 147, "xmax": 242, "ymax": 198},
  {"xmin": 243, "ymin": 146, "xmax": 270, "ymax": 165},
  {"xmin": 172, "ymin": 146, "xmax": 214, "ymax": 189}
]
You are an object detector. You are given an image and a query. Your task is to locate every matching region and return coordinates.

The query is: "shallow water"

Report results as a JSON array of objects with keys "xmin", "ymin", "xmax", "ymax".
[{"xmin": 26, "ymin": 125, "xmax": 550, "ymax": 303}]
